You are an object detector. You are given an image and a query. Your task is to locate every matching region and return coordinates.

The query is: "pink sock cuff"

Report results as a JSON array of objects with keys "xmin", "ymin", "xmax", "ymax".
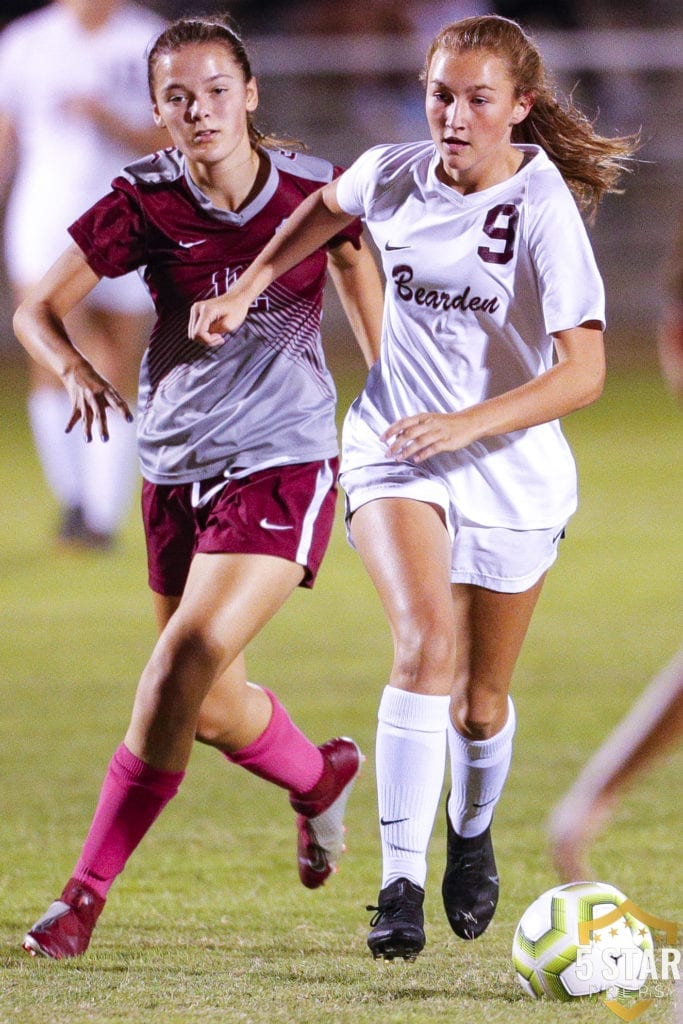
[
  {"xmin": 113, "ymin": 743, "xmax": 185, "ymax": 795},
  {"xmin": 224, "ymin": 687, "xmax": 324, "ymax": 794},
  {"xmin": 225, "ymin": 688, "xmax": 278, "ymax": 765}
]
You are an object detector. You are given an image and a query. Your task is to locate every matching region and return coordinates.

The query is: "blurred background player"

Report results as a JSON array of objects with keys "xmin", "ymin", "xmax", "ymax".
[
  {"xmin": 548, "ymin": 650, "xmax": 683, "ymax": 881},
  {"xmin": 0, "ymin": 0, "xmax": 167, "ymax": 550},
  {"xmin": 657, "ymin": 209, "xmax": 683, "ymax": 402},
  {"xmin": 548, "ymin": 209, "xmax": 683, "ymax": 883}
]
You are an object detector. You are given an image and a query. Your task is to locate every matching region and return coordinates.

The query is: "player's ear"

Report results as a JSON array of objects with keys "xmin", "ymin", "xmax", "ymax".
[
  {"xmin": 510, "ymin": 91, "xmax": 534, "ymax": 126},
  {"xmin": 152, "ymin": 104, "xmax": 165, "ymax": 128},
  {"xmin": 245, "ymin": 76, "xmax": 258, "ymax": 114}
]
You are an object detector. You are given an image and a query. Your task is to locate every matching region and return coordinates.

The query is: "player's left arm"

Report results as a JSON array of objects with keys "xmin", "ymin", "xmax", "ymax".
[
  {"xmin": 383, "ymin": 322, "xmax": 605, "ymax": 461},
  {"xmin": 326, "ymin": 236, "xmax": 384, "ymax": 369}
]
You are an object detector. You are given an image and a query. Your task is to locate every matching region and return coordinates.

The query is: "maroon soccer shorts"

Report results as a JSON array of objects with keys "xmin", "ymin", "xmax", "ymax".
[{"xmin": 141, "ymin": 458, "xmax": 339, "ymax": 596}]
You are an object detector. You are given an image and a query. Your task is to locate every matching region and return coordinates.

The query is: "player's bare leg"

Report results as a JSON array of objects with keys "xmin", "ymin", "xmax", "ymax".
[
  {"xmin": 443, "ymin": 578, "xmax": 544, "ymax": 938},
  {"xmin": 139, "ymin": 554, "xmax": 362, "ymax": 888},
  {"xmin": 351, "ymin": 497, "xmax": 455, "ymax": 960},
  {"xmin": 194, "ymin": 641, "xmax": 362, "ymax": 890},
  {"xmin": 23, "ymin": 551, "xmax": 363, "ymax": 958},
  {"xmin": 126, "ymin": 552, "xmax": 310, "ymax": 770}
]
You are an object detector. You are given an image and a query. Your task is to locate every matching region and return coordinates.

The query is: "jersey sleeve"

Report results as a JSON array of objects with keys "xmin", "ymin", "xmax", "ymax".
[
  {"xmin": 325, "ymin": 164, "xmax": 363, "ymax": 251},
  {"xmin": 528, "ymin": 174, "xmax": 606, "ymax": 334},
  {"xmin": 67, "ymin": 180, "xmax": 148, "ymax": 279},
  {"xmin": 335, "ymin": 145, "xmax": 390, "ymax": 219}
]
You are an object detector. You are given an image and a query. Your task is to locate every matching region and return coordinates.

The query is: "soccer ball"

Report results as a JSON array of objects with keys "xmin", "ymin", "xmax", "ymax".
[{"xmin": 512, "ymin": 881, "xmax": 653, "ymax": 1001}]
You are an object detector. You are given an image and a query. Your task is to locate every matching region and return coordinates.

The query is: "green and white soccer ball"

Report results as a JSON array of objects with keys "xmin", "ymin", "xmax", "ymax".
[{"xmin": 512, "ymin": 881, "xmax": 653, "ymax": 1001}]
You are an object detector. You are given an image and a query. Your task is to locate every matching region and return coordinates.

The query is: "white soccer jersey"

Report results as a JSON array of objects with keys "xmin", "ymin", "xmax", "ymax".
[
  {"xmin": 336, "ymin": 141, "xmax": 606, "ymax": 529},
  {"xmin": 0, "ymin": 2, "xmax": 163, "ymax": 293}
]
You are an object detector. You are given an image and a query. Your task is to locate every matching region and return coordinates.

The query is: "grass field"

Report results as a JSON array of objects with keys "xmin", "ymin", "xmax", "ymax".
[{"xmin": 0, "ymin": 355, "xmax": 680, "ymax": 1024}]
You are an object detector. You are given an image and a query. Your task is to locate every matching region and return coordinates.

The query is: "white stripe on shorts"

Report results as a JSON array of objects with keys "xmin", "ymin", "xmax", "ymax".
[{"xmin": 296, "ymin": 459, "xmax": 334, "ymax": 567}]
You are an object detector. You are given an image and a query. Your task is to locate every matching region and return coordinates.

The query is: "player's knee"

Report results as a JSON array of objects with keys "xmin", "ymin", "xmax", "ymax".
[
  {"xmin": 145, "ymin": 626, "xmax": 221, "ymax": 701},
  {"xmin": 393, "ymin": 619, "xmax": 456, "ymax": 690},
  {"xmin": 194, "ymin": 711, "xmax": 223, "ymax": 746},
  {"xmin": 451, "ymin": 689, "xmax": 508, "ymax": 740}
]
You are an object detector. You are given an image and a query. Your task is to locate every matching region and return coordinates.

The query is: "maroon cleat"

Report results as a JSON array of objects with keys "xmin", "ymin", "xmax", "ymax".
[
  {"xmin": 22, "ymin": 879, "xmax": 105, "ymax": 959},
  {"xmin": 289, "ymin": 737, "xmax": 362, "ymax": 889}
]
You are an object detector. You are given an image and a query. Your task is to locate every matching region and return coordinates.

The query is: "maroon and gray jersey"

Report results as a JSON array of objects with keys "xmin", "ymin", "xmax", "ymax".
[{"xmin": 69, "ymin": 147, "xmax": 361, "ymax": 484}]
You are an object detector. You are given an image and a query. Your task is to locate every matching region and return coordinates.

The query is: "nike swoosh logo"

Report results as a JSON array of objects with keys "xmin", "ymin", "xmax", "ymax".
[
  {"xmin": 178, "ymin": 239, "xmax": 207, "ymax": 249},
  {"xmin": 259, "ymin": 517, "xmax": 294, "ymax": 531},
  {"xmin": 472, "ymin": 795, "xmax": 500, "ymax": 808},
  {"xmin": 380, "ymin": 816, "xmax": 409, "ymax": 826},
  {"xmin": 306, "ymin": 844, "xmax": 328, "ymax": 873},
  {"xmin": 384, "ymin": 242, "xmax": 411, "ymax": 251}
]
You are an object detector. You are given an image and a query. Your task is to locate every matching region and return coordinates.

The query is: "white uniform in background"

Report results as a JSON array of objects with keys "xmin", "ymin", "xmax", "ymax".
[
  {"xmin": 0, "ymin": 1, "xmax": 162, "ymax": 303},
  {"xmin": 0, "ymin": 2, "xmax": 164, "ymax": 547}
]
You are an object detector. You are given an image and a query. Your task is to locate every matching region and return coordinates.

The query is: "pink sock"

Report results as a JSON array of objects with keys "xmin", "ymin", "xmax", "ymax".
[
  {"xmin": 225, "ymin": 688, "xmax": 324, "ymax": 796},
  {"xmin": 72, "ymin": 744, "xmax": 184, "ymax": 900}
]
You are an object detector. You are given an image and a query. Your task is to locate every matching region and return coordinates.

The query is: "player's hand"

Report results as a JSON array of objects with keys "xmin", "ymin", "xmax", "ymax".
[
  {"xmin": 188, "ymin": 293, "xmax": 251, "ymax": 347},
  {"xmin": 381, "ymin": 410, "xmax": 477, "ymax": 462},
  {"xmin": 62, "ymin": 363, "xmax": 133, "ymax": 443}
]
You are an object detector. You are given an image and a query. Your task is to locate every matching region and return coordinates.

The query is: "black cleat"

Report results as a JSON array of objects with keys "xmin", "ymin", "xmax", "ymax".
[
  {"xmin": 442, "ymin": 807, "xmax": 499, "ymax": 939},
  {"xmin": 366, "ymin": 877, "xmax": 426, "ymax": 962}
]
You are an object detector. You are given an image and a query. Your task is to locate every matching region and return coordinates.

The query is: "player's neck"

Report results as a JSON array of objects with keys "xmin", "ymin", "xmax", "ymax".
[
  {"xmin": 188, "ymin": 148, "xmax": 264, "ymax": 213},
  {"xmin": 437, "ymin": 144, "xmax": 526, "ymax": 195}
]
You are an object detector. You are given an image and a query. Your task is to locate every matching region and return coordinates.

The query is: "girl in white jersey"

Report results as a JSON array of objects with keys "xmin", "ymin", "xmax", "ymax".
[
  {"xmin": 14, "ymin": 17, "xmax": 384, "ymax": 960},
  {"xmin": 188, "ymin": 15, "xmax": 639, "ymax": 961},
  {"xmin": 0, "ymin": 0, "xmax": 167, "ymax": 549}
]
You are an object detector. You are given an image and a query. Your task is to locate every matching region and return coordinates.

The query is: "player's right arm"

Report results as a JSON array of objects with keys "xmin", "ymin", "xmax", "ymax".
[
  {"xmin": 13, "ymin": 243, "xmax": 133, "ymax": 441},
  {"xmin": 188, "ymin": 180, "xmax": 353, "ymax": 345}
]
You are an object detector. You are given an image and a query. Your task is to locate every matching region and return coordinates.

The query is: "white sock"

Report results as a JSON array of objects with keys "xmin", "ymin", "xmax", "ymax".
[
  {"xmin": 79, "ymin": 406, "xmax": 139, "ymax": 535},
  {"xmin": 447, "ymin": 697, "xmax": 516, "ymax": 839},
  {"xmin": 28, "ymin": 387, "xmax": 83, "ymax": 509},
  {"xmin": 376, "ymin": 685, "xmax": 451, "ymax": 889}
]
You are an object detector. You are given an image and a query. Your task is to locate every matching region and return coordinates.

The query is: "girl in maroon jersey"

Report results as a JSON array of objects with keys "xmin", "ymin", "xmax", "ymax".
[{"xmin": 14, "ymin": 16, "xmax": 383, "ymax": 959}]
